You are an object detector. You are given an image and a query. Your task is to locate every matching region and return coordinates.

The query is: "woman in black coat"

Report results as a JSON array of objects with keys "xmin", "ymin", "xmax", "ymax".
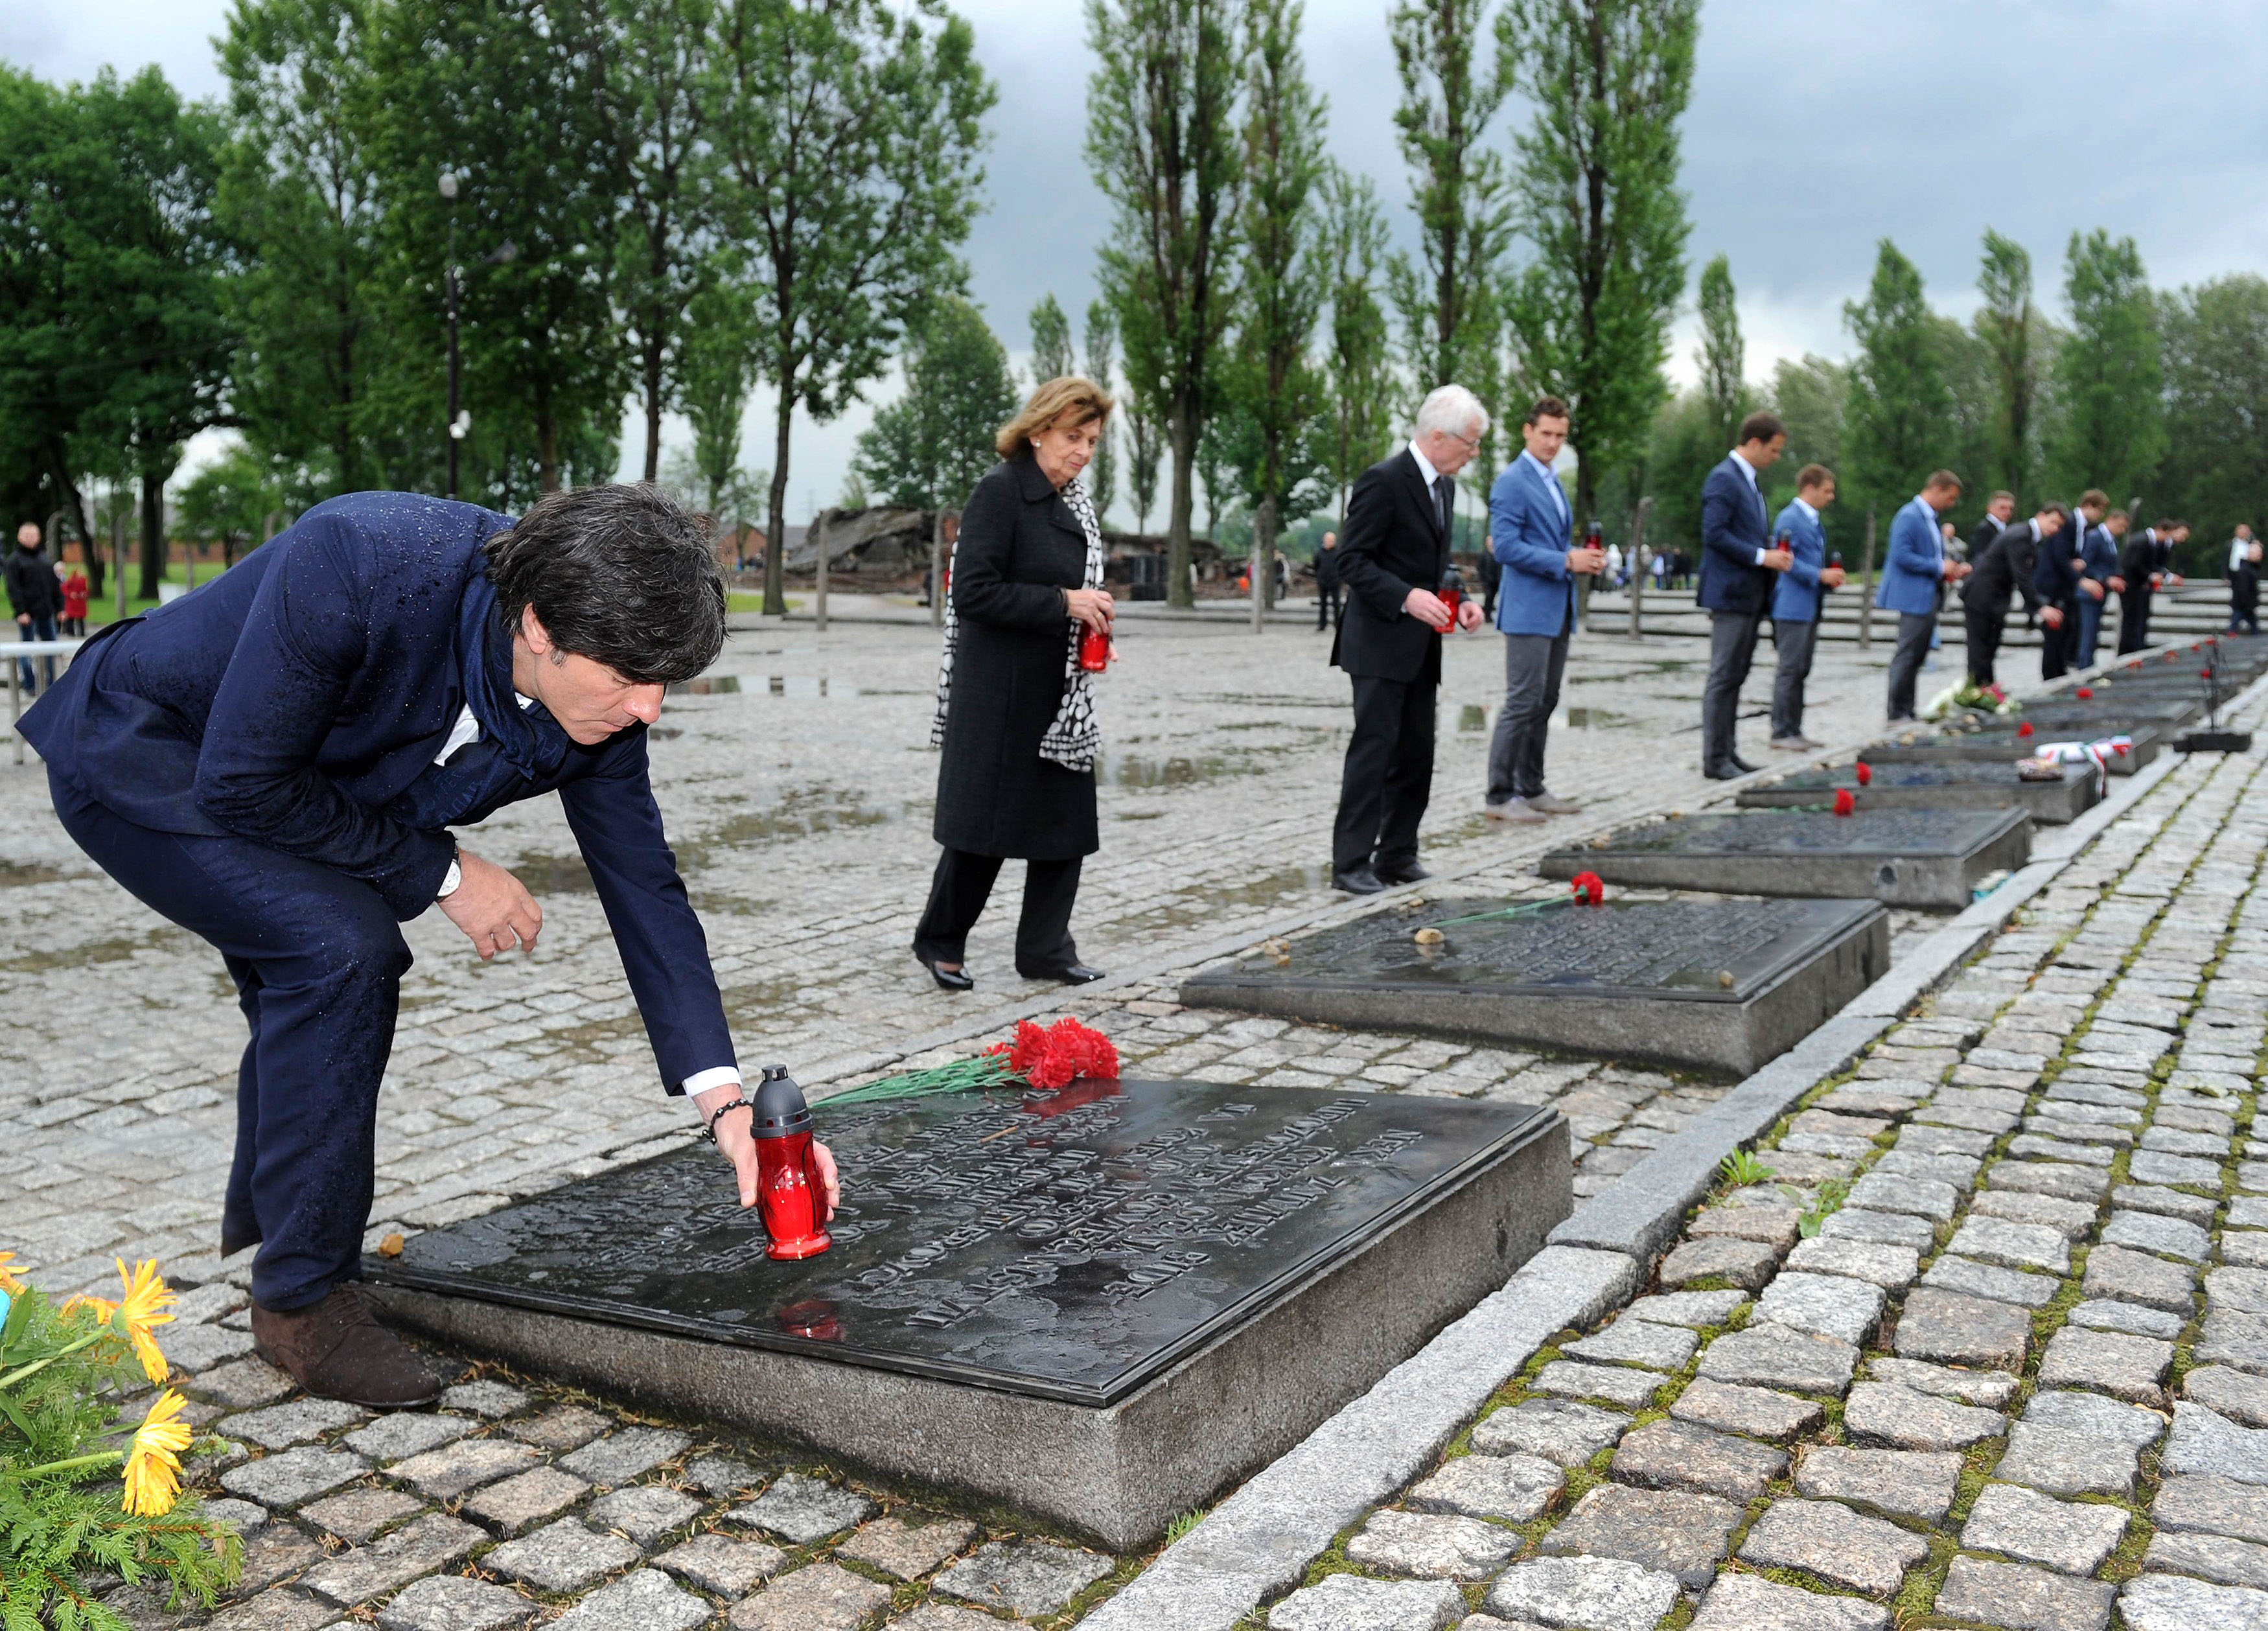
[{"xmin": 915, "ymin": 376, "xmax": 1117, "ymax": 989}]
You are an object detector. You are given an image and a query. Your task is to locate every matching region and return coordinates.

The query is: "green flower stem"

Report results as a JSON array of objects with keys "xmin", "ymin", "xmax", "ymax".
[
  {"xmin": 0, "ymin": 1330, "xmax": 111, "ymax": 1391},
  {"xmin": 16, "ymin": 1448, "xmax": 125, "ymax": 1481}
]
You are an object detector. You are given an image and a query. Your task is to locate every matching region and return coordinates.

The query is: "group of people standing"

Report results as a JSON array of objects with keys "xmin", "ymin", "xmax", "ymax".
[
  {"xmin": 7, "ymin": 522, "xmax": 89, "ymax": 693},
  {"xmin": 1959, "ymin": 492, "xmax": 2196, "ymax": 691}
]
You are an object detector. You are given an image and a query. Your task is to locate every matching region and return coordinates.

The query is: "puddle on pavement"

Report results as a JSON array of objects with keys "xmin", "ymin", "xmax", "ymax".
[
  {"xmin": 673, "ymin": 790, "xmax": 894, "ymax": 867},
  {"xmin": 1141, "ymin": 862, "xmax": 1333, "ymax": 929},
  {"xmin": 511, "ymin": 852, "xmax": 597, "ymax": 894},
  {"xmin": 1458, "ymin": 705, "xmax": 1488, "ymax": 732},
  {"xmin": 1558, "ymin": 707, "xmax": 1634, "ymax": 728},
  {"xmin": 0, "ymin": 860, "xmax": 68, "ymax": 887},
  {"xmin": 1107, "ymin": 754, "xmax": 1233, "ymax": 788},
  {"xmin": 669, "ymin": 675, "xmax": 862, "ymax": 697}
]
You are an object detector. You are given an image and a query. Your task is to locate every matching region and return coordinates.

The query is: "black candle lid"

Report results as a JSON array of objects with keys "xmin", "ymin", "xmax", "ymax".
[{"xmin": 750, "ymin": 1063, "xmax": 813, "ymax": 1139}]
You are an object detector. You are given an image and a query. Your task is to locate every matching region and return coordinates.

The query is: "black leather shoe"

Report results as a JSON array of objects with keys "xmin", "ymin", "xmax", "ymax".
[
  {"xmin": 1332, "ymin": 864, "xmax": 1386, "ymax": 894},
  {"xmin": 1023, "ymin": 963, "xmax": 1106, "ymax": 985},
  {"xmin": 1703, "ymin": 761, "xmax": 1743, "ymax": 780},
  {"xmin": 1375, "ymin": 861, "xmax": 1431, "ymax": 885},
  {"xmin": 916, "ymin": 955, "xmax": 973, "ymax": 991},
  {"xmin": 1727, "ymin": 754, "xmax": 1761, "ymax": 775}
]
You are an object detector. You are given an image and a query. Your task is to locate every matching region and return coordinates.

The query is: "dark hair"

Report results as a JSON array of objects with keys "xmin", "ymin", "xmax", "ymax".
[
  {"xmin": 2157, "ymin": 517, "xmax": 2188, "ymax": 533},
  {"xmin": 1925, "ymin": 469, "xmax": 1963, "ymax": 492},
  {"xmin": 2044, "ymin": 503, "xmax": 2074, "ymax": 533},
  {"xmin": 484, "ymin": 484, "xmax": 726, "ymax": 684},
  {"xmin": 1737, "ymin": 411, "xmax": 1787, "ymax": 446},
  {"xmin": 1796, "ymin": 463, "xmax": 1834, "ymax": 490},
  {"xmin": 1526, "ymin": 396, "xmax": 1570, "ymax": 426},
  {"xmin": 2079, "ymin": 489, "xmax": 2109, "ymax": 510}
]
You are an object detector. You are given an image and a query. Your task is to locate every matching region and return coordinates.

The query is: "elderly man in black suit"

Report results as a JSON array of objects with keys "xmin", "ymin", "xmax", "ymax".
[{"xmin": 1328, "ymin": 384, "xmax": 1489, "ymax": 894}]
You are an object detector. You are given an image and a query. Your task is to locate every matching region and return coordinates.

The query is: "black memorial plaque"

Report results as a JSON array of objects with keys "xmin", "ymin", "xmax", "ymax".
[
  {"xmin": 1862, "ymin": 724, "xmax": 2162, "ymax": 775},
  {"xmin": 1984, "ymin": 697, "xmax": 2202, "ymax": 730},
  {"xmin": 363, "ymin": 1079, "xmax": 1568, "ymax": 1547},
  {"xmin": 1539, "ymin": 808, "xmax": 2031, "ymax": 909},
  {"xmin": 1737, "ymin": 761, "xmax": 2098, "ymax": 824},
  {"xmin": 369, "ymin": 1079, "xmax": 1554, "ymax": 1407},
  {"xmin": 1180, "ymin": 897, "xmax": 1888, "ymax": 1077}
]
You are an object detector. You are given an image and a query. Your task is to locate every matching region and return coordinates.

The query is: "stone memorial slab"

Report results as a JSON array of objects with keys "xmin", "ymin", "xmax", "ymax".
[
  {"xmin": 1739, "ymin": 761, "xmax": 2098, "ymax": 824},
  {"xmin": 365, "ymin": 1078, "xmax": 1566, "ymax": 1550},
  {"xmin": 2002, "ymin": 695, "xmax": 2204, "ymax": 731},
  {"xmin": 1539, "ymin": 809, "xmax": 2031, "ymax": 910},
  {"xmin": 1862, "ymin": 723, "xmax": 2163, "ymax": 775},
  {"xmin": 1181, "ymin": 897, "xmax": 1888, "ymax": 1078}
]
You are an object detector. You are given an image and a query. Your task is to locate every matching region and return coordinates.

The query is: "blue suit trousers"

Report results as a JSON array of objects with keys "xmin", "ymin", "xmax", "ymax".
[
  {"xmin": 2076, "ymin": 596, "xmax": 2105, "ymax": 669},
  {"xmin": 50, "ymin": 769, "xmax": 411, "ymax": 1312}
]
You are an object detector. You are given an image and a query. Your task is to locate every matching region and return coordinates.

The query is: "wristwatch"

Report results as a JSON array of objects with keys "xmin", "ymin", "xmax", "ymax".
[{"xmin": 438, "ymin": 847, "xmax": 463, "ymax": 900}]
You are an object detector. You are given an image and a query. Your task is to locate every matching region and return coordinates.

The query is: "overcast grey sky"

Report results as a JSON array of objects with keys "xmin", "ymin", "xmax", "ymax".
[{"xmin": 9, "ymin": 0, "xmax": 2265, "ymax": 522}]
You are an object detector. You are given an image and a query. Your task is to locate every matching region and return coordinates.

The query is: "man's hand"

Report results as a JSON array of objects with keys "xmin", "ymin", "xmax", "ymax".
[
  {"xmin": 1455, "ymin": 597, "xmax": 1485, "ymax": 631},
  {"xmin": 1821, "ymin": 566, "xmax": 1847, "ymax": 590},
  {"xmin": 14, "ymin": 613, "xmax": 27, "ymax": 627},
  {"xmin": 1567, "ymin": 546, "xmax": 1607, "ymax": 576},
  {"xmin": 2041, "ymin": 605, "xmax": 2065, "ymax": 629},
  {"xmin": 1403, "ymin": 588, "xmax": 1453, "ymax": 630},
  {"xmin": 1944, "ymin": 561, "xmax": 1973, "ymax": 582},
  {"xmin": 1761, "ymin": 548, "xmax": 1794, "ymax": 572},
  {"xmin": 695, "ymin": 1082, "xmax": 840, "ymax": 1218},
  {"xmin": 2170, "ymin": 573, "xmax": 2186, "ymax": 588},
  {"xmin": 2150, "ymin": 572, "xmax": 2165, "ymax": 589},
  {"xmin": 2108, "ymin": 575, "xmax": 2127, "ymax": 594},
  {"xmin": 2080, "ymin": 579, "xmax": 2106, "ymax": 600},
  {"xmin": 438, "ymin": 848, "xmax": 542, "ymax": 960}
]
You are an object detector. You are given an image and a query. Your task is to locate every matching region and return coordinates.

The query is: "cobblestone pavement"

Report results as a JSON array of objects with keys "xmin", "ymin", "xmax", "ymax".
[
  {"xmin": 1254, "ymin": 743, "xmax": 2268, "ymax": 1630},
  {"xmin": 0, "ymin": 614, "xmax": 2206, "ymax": 1631},
  {"xmin": 1, "ymin": 618, "xmax": 1932, "ymax": 1296}
]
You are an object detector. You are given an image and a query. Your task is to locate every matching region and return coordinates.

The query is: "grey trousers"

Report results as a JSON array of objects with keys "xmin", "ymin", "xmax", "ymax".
[
  {"xmin": 1886, "ymin": 610, "xmax": 1936, "ymax": 719},
  {"xmin": 1770, "ymin": 618, "xmax": 1818, "ymax": 741},
  {"xmin": 1486, "ymin": 630, "xmax": 1569, "ymax": 804},
  {"xmin": 1702, "ymin": 610, "xmax": 1765, "ymax": 769}
]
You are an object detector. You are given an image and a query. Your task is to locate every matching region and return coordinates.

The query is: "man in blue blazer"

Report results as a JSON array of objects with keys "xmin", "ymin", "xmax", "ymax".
[
  {"xmin": 1877, "ymin": 470, "xmax": 1971, "ymax": 720},
  {"xmin": 1697, "ymin": 412, "xmax": 1795, "ymax": 777},
  {"xmin": 2035, "ymin": 489, "xmax": 2112, "ymax": 677},
  {"xmin": 2072, "ymin": 492, "xmax": 2123, "ymax": 668},
  {"xmin": 1484, "ymin": 395, "xmax": 1603, "ymax": 822},
  {"xmin": 1768, "ymin": 464, "xmax": 1847, "ymax": 750},
  {"xmin": 19, "ymin": 486, "xmax": 837, "ymax": 1406}
]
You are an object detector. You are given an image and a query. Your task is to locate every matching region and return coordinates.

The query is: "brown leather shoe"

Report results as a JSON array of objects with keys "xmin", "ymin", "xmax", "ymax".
[{"xmin": 251, "ymin": 1284, "xmax": 443, "ymax": 1408}]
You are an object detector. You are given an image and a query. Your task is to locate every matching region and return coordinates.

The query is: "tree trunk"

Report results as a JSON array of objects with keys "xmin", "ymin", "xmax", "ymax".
[
  {"xmin": 642, "ymin": 326, "xmax": 665, "ymax": 482},
  {"xmin": 763, "ymin": 393, "xmax": 793, "ymax": 616},
  {"xmin": 1166, "ymin": 396, "xmax": 1196, "ymax": 609},
  {"xmin": 137, "ymin": 470, "xmax": 165, "ymax": 603},
  {"xmin": 1251, "ymin": 494, "xmax": 1275, "ymax": 632},
  {"xmin": 537, "ymin": 377, "xmax": 560, "ymax": 493},
  {"xmin": 814, "ymin": 510, "xmax": 828, "ymax": 633},
  {"xmin": 931, "ymin": 507, "xmax": 947, "ymax": 630},
  {"xmin": 1859, "ymin": 507, "xmax": 1877, "ymax": 651}
]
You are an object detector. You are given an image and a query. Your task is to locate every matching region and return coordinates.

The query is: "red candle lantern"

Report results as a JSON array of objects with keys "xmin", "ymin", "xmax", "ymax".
[
  {"xmin": 1079, "ymin": 626, "xmax": 1111, "ymax": 672},
  {"xmin": 750, "ymin": 1064, "xmax": 832, "ymax": 1261},
  {"xmin": 1438, "ymin": 564, "xmax": 1466, "ymax": 625},
  {"xmin": 1833, "ymin": 788, "xmax": 1856, "ymax": 816}
]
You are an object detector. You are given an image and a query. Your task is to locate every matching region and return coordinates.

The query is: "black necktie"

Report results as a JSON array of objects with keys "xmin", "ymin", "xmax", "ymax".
[{"xmin": 1433, "ymin": 476, "xmax": 1450, "ymax": 535}]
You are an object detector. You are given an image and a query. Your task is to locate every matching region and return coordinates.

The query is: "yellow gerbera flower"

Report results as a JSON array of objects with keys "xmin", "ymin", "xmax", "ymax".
[
  {"xmin": 122, "ymin": 1389, "xmax": 192, "ymax": 1517},
  {"xmin": 0, "ymin": 1251, "xmax": 25, "ymax": 1293},
  {"xmin": 109, "ymin": 1259, "xmax": 179, "ymax": 1384}
]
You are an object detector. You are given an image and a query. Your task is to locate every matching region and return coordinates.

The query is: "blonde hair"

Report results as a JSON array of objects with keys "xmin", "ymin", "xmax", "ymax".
[{"xmin": 997, "ymin": 376, "xmax": 1115, "ymax": 458}]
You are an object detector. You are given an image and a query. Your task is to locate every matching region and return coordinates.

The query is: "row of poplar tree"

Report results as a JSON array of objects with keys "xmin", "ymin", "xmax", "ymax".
[{"xmin": 5, "ymin": 0, "xmax": 2259, "ymax": 611}]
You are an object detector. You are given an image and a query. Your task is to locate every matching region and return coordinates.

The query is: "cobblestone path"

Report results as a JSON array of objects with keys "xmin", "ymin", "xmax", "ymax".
[{"xmin": 1259, "ymin": 745, "xmax": 2268, "ymax": 1629}]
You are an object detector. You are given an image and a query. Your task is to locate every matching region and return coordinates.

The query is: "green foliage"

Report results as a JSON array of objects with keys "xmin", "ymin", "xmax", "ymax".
[
  {"xmin": 2159, "ymin": 274, "xmax": 2268, "ymax": 553},
  {"xmin": 1219, "ymin": 0, "xmax": 1329, "ymax": 596},
  {"xmin": 1715, "ymin": 1149, "xmax": 1775, "ymax": 1190},
  {"xmin": 1082, "ymin": 301, "xmax": 1120, "ymax": 521},
  {"xmin": 1794, "ymin": 1176, "xmax": 1851, "ymax": 1238},
  {"xmin": 1089, "ymin": 0, "xmax": 1247, "ymax": 604},
  {"xmin": 1499, "ymin": 0, "xmax": 1698, "ymax": 525},
  {"xmin": 1385, "ymin": 0, "xmax": 1512, "ymax": 398},
  {"xmin": 0, "ymin": 1282, "xmax": 241, "ymax": 1625},
  {"xmin": 1844, "ymin": 239, "xmax": 1950, "ymax": 511},
  {"xmin": 679, "ymin": 270, "xmax": 759, "ymax": 524},
  {"xmin": 713, "ymin": 0, "xmax": 996, "ymax": 612},
  {"xmin": 1975, "ymin": 229, "xmax": 2044, "ymax": 505},
  {"xmin": 1930, "ymin": 313, "xmax": 2000, "ymax": 535},
  {"xmin": 2045, "ymin": 229, "xmax": 2166, "ymax": 507},
  {"xmin": 1028, "ymin": 295, "xmax": 1076, "ymax": 386},
  {"xmin": 1695, "ymin": 254, "xmax": 1748, "ymax": 452},
  {"xmin": 1316, "ymin": 166, "xmax": 1396, "ymax": 519},
  {"xmin": 175, "ymin": 446, "xmax": 285, "ymax": 561},
  {"xmin": 1642, "ymin": 389, "xmax": 1719, "ymax": 555},
  {"xmin": 854, "ymin": 297, "xmax": 1017, "ymax": 511}
]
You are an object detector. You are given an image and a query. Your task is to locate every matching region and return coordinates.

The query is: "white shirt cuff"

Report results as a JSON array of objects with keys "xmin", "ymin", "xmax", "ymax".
[
  {"xmin": 683, "ymin": 1065, "xmax": 743, "ymax": 1098},
  {"xmin": 1753, "ymin": 548, "xmax": 1768, "ymax": 566}
]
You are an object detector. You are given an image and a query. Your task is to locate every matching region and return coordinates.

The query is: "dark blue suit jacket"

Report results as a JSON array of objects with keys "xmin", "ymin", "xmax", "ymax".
[
  {"xmin": 1697, "ymin": 455, "xmax": 1772, "ymax": 613},
  {"xmin": 21, "ymin": 491, "xmax": 734, "ymax": 1094},
  {"xmin": 2033, "ymin": 524, "xmax": 2087, "ymax": 607},
  {"xmin": 1770, "ymin": 500, "xmax": 1828, "ymax": 622}
]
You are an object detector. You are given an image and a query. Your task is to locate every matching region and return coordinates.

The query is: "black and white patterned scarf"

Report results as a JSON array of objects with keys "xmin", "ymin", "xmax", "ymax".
[{"xmin": 931, "ymin": 474, "xmax": 1105, "ymax": 772}]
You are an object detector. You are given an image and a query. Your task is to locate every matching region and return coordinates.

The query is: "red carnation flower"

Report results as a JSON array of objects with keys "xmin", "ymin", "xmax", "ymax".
[{"xmin": 1570, "ymin": 871, "xmax": 1605, "ymax": 907}]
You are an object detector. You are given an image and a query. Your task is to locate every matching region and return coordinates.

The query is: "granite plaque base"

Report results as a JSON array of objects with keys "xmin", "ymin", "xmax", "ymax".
[
  {"xmin": 363, "ymin": 1079, "xmax": 1568, "ymax": 1550},
  {"xmin": 1862, "ymin": 725, "xmax": 2162, "ymax": 775},
  {"xmin": 1991, "ymin": 697, "xmax": 2203, "ymax": 731},
  {"xmin": 1737, "ymin": 761, "xmax": 2098, "ymax": 825},
  {"xmin": 1538, "ymin": 809, "xmax": 2031, "ymax": 909},
  {"xmin": 1179, "ymin": 897, "xmax": 1888, "ymax": 1078}
]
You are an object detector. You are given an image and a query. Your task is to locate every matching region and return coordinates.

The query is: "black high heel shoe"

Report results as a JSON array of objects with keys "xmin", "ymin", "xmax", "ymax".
[{"xmin": 917, "ymin": 955, "xmax": 973, "ymax": 991}]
